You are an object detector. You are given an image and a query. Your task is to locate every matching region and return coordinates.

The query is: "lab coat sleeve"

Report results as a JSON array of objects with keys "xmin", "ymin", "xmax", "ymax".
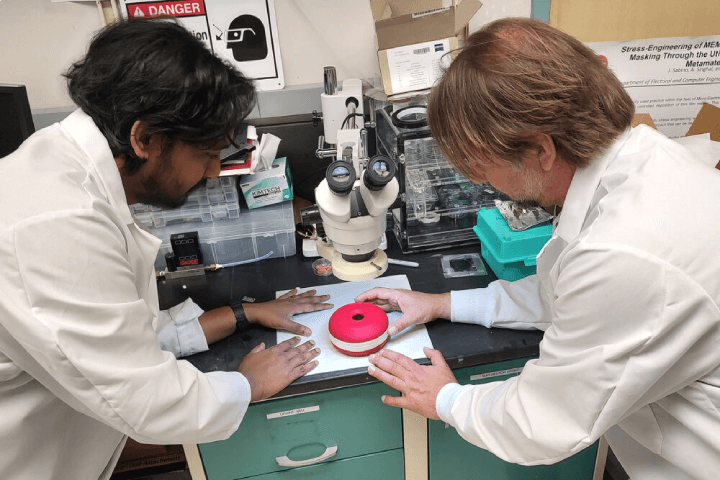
[
  {"xmin": 450, "ymin": 274, "xmax": 552, "ymax": 331},
  {"xmin": 7, "ymin": 211, "xmax": 251, "ymax": 445},
  {"xmin": 437, "ymin": 243, "xmax": 720, "ymax": 465},
  {"xmin": 156, "ymin": 298, "xmax": 209, "ymax": 358}
]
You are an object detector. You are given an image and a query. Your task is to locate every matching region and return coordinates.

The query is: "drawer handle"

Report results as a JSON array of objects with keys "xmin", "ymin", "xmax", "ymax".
[{"xmin": 275, "ymin": 445, "xmax": 338, "ymax": 467}]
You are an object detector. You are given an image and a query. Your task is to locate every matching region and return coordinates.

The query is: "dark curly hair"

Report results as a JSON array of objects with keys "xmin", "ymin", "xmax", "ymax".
[
  {"xmin": 65, "ymin": 16, "xmax": 256, "ymax": 175},
  {"xmin": 428, "ymin": 17, "xmax": 634, "ymax": 178}
]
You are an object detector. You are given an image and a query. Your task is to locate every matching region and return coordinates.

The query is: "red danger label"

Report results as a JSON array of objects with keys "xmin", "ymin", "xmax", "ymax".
[{"xmin": 127, "ymin": 1, "xmax": 205, "ymax": 18}]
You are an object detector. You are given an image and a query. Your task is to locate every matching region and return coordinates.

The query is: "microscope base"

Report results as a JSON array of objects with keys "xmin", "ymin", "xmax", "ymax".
[
  {"xmin": 303, "ymin": 234, "xmax": 388, "ymax": 258},
  {"xmin": 332, "ymin": 249, "xmax": 388, "ymax": 282},
  {"xmin": 317, "ymin": 241, "xmax": 388, "ymax": 281}
]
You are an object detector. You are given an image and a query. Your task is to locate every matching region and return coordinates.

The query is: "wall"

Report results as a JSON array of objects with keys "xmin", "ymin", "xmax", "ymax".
[
  {"xmin": 0, "ymin": 0, "xmax": 103, "ymax": 113},
  {"xmin": 0, "ymin": 0, "xmax": 531, "ymax": 116},
  {"xmin": 549, "ymin": 0, "xmax": 720, "ymax": 42}
]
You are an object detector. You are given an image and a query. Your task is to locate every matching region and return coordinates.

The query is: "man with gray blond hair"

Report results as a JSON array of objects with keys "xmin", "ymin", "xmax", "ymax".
[{"xmin": 359, "ymin": 17, "xmax": 720, "ymax": 480}]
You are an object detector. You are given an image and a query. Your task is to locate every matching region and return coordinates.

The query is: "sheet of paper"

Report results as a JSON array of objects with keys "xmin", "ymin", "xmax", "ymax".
[
  {"xmin": 277, "ymin": 275, "xmax": 433, "ymax": 376},
  {"xmin": 386, "ymin": 39, "xmax": 451, "ymax": 94}
]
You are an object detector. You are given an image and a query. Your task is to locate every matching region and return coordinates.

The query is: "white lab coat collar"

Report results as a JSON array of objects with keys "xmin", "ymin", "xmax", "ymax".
[
  {"xmin": 60, "ymin": 109, "xmax": 135, "ymax": 226},
  {"xmin": 555, "ymin": 128, "xmax": 633, "ymax": 242}
]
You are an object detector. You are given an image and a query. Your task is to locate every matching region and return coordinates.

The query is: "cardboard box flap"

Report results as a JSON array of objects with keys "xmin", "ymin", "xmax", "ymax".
[
  {"xmin": 370, "ymin": 0, "xmax": 467, "ymax": 22},
  {"xmin": 632, "ymin": 113, "xmax": 657, "ymax": 130},
  {"xmin": 370, "ymin": 0, "xmax": 392, "ymax": 22},
  {"xmin": 386, "ymin": 0, "xmax": 458, "ymax": 17},
  {"xmin": 632, "ymin": 109, "xmax": 720, "ymax": 170},
  {"xmin": 686, "ymin": 103, "xmax": 720, "ymax": 142},
  {"xmin": 373, "ymin": 0, "xmax": 481, "ymax": 50}
]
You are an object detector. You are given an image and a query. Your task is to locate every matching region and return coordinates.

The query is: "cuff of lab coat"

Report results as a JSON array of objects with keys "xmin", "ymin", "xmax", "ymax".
[
  {"xmin": 450, "ymin": 289, "xmax": 494, "ymax": 327},
  {"xmin": 204, "ymin": 371, "xmax": 253, "ymax": 432},
  {"xmin": 436, "ymin": 382, "xmax": 471, "ymax": 425},
  {"xmin": 169, "ymin": 298, "xmax": 208, "ymax": 357}
]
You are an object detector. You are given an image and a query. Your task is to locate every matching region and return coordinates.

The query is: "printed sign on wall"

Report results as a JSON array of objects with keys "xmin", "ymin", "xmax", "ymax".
[
  {"xmin": 120, "ymin": 0, "xmax": 284, "ymax": 91},
  {"xmin": 588, "ymin": 35, "xmax": 720, "ymax": 138}
]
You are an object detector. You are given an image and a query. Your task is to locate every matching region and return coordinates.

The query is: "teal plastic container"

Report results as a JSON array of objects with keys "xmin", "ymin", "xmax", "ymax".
[{"xmin": 473, "ymin": 207, "xmax": 552, "ymax": 281}]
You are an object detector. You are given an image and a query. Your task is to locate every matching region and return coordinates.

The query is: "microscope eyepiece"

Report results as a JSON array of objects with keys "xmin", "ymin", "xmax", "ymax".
[
  {"xmin": 363, "ymin": 155, "xmax": 396, "ymax": 191},
  {"xmin": 326, "ymin": 161, "xmax": 356, "ymax": 195}
]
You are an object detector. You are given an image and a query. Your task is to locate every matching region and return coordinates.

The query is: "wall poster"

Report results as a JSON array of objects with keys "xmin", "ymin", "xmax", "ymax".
[{"xmin": 587, "ymin": 35, "xmax": 720, "ymax": 138}]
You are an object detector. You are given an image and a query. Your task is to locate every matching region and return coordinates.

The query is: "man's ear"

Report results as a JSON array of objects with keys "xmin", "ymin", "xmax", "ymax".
[
  {"xmin": 529, "ymin": 133, "xmax": 557, "ymax": 172},
  {"xmin": 129, "ymin": 120, "xmax": 151, "ymax": 160}
]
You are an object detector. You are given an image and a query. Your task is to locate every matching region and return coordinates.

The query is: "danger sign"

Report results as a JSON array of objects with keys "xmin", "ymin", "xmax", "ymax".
[
  {"xmin": 121, "ymin": 0, "xmax": 285, "ymax": 91},
  {"xmin": 128, "ymin": 1, "xmax": 205, "ymax": 18}
]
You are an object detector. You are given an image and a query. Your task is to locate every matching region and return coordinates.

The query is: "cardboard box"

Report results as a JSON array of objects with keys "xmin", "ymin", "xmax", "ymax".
[
  {"xmin": 631, "ymin": 113, "xmax": 658, "ymax": 130},
  {"xmin": 239, "ymin": 156, "xmax": 293, "ymax": 209},
  {"xmin": 636, "ymin": 106, "xmax": 720, "ymax": 170},
  {"xmin": 370, "ymin": 0, "xmax": 482, "ymax": 97},
  {"xmin": 372, "ymin": 0, "xmax": 482, "ymax": 51},
  {"xmin": 685, "ymin": 103, "xmax": 720, "ymax": 169},
  {"xmin": 686, "ymin": 102, "xmax": 720, "ymax": 143},
  {"xmin": 377, "ymin": 36, "xmax": 461, "ymax": 98}
]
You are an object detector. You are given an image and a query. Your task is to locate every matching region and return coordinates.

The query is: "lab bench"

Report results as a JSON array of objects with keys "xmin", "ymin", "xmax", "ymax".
[{"xmin": 156, "ymin": 234, "xmax": 606, "ymax": 480}]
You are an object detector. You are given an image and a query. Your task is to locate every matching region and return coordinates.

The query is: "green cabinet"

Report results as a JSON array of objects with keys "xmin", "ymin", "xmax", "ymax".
[
  {"xmin": 188, "ymin": 357, "xmax": 602, "ymax": 480},
  {"xmin": 198, "ymin": 382, "xmax": 403, "ymax": 479},
  {"xmin": 428, "ymin": 357, "xmax": 599, "ymax": 480},
  {"xmin": 249, "ymin": 449, "xmax": 405, "ymax": 479}
]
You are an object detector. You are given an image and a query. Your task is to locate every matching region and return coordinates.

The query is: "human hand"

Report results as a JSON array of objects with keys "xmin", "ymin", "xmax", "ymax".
[
  {"xmin": 354, "ymin": 288, "xmax": 450, "ymax": 336},
  {"xmin": 367, "ymin": 347, "xmax": 457, "ymax": 420},
  {"xmin": 243, "ymin": 289, "xmax": 333, "ymax": 336},
  {"xmin": 238, "ymin": 337, "xmax": 321, "ymax": 402}
]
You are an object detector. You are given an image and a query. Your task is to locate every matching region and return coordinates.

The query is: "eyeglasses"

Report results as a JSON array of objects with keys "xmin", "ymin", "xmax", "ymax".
[{"xmin": 226, "ymin": 27, "xmax": 256, "ymax": 43}]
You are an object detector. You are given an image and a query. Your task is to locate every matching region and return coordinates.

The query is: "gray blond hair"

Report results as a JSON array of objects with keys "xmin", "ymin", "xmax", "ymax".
[{"xmin": 427, "ymin": 17, "xmax": 634, "ymax": 178}]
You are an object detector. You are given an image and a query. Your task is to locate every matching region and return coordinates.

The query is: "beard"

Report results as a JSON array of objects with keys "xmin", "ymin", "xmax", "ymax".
[
  {"xmin": 134, "ymin": 149, "xmax": 207, "ymax": 209},
  {"xmin": 492, "ymin": 167, "xmax": 544, "ymax": 209},
  {"xmin": 138, "ymin": 177, "xmax": 207, "ymax": 209}
]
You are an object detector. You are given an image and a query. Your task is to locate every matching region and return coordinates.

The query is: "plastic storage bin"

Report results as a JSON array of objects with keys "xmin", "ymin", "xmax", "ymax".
[
  {"xmin": 473, "ymin": 207, "xmax": 552, "ymax": 281},
  {"xmin": 144, "ymin": 200, "xmax": 297, "ymax": 271},
  {"xmin": 375, "ymin": 105, "xmax": 510, "ymax": 253}
]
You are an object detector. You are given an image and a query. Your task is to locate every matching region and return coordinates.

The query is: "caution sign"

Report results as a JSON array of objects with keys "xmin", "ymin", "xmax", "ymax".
[{"xmin": 120, "ymin": 0, "xmax": 284, "ymax": 91}]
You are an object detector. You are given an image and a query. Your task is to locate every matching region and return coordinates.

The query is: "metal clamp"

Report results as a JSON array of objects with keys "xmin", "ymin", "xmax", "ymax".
[{"xmin": 316, "ymin": 136, "xmax": 337, "ymax": 159}]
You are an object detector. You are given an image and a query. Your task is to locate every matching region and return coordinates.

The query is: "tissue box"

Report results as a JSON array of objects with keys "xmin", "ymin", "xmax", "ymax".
[{"xmin": 239, "ymin": 157, "xmax": 293, "ymax": 209}]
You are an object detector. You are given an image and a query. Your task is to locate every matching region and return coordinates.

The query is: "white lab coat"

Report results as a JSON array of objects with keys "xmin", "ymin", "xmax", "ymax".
[
  {"xmin": 440, "ymin": 126, "xmax": 720, "ymax": 480},
  {"xmin": 0, "ymin": 110, "xmax": 251, "ymax": 479}
]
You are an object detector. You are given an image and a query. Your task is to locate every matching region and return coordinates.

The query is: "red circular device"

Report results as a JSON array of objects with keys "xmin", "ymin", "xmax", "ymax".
[{"xmin": 328, "ymin": 303, "xmax": 389, "ymax": 356}]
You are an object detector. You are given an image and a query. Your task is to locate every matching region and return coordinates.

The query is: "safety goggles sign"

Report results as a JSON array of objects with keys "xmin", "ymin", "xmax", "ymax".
[{"xmin": 120, "ymin": 0, "xmax": 284, "ymax": 91}]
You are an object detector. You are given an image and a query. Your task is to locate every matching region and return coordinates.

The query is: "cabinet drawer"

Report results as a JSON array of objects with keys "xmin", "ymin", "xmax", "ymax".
[
  {"xmin": 429, "ymin": 357, "xmax": 598, "ymax": 479},
  {"xmin": 250, "ymin": 449, "xmax": 404, "ymax": 480},
  {"xmin": 453, "ymin": 356, "xmax": 532, "ymax": 385},
  {"xmin": 199, "ymin": 382, "xmax": 402, "ymax": 480}
]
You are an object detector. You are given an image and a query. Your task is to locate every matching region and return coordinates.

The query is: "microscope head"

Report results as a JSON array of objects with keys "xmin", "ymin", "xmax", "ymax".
[{"xmin": 315, "ymin": 154, "xmax": 398, "ymax": 281}]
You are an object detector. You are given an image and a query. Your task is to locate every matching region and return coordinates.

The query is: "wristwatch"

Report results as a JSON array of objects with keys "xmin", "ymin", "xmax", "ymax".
[{"xmin": 229, "ymin": 301, "xmax": 250, "ymax": 331}]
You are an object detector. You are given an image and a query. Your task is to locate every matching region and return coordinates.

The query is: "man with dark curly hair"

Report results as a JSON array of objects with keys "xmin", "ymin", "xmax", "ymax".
[
  {"xmin": 0, "ymin": 17, "xmax": 331, "ymax": 479},
  {"xmin": 360, "ymin": 18, "xmax": 720, "ymax": 480}
]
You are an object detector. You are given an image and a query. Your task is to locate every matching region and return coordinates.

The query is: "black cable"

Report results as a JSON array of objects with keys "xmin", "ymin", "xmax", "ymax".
[{"xmin": 340, "ymin": 113, "xmax": 365, "ymax": 130}]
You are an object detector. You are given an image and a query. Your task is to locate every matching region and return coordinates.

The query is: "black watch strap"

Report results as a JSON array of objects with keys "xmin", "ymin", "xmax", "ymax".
[{"xmin": 229, "ymin": 301, "xmax": 250, "ymax": 331}]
